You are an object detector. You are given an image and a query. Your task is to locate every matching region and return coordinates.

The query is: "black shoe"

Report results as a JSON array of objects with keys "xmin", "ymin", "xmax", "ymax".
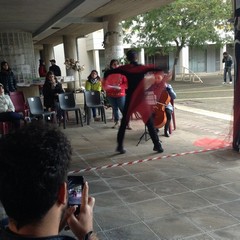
[
  {"xmin": 116, "ymin": 146, "xmax": 126, "ymax": 154},
  {"xmin": 164, "ymin": 131, "xmax": 170, "ymax": 137},
  {"xmin": 153, "ymin": 145, "xmax": 164, "ymax": 153}
]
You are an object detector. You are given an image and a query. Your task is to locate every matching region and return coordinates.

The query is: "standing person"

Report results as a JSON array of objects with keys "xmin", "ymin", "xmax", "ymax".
[
  {"xmin": 49, "ymin": 59, "xmax": 62, "ymax": 76},
  {"xmin": 0, "ymin": 61, "xmax": 17, "ymax": 95},
  {"xmin": 38, "ymin": 59, "xmax": 47, "ymax": 77},
  {"xmin": 222, "ymin": 51, "xmax": 233, "ymax": 84},
  {"xmin": 38, "ymin": 59, "xmax": 47, "ymax": 96},
  {"xmin": 105, "ymin": 50, "xmax": 165, "ymax": 154},
  {"xmin": 0, "ymin": 123, "xmax": 98, "ymax": 240},
  {"xmin": 103, "ymin": 59, "xmax": 130, "ymax": 129},
  {"xmin": 0, "ymin": 83, "xmax": 25, "ymax": 130},
  {"xmin": 85, "ymin": 70, "xmax": 102, "ymax": 121},
  {"xmin": 42, "ymin": 71, "xmax": 64, "ymax": 121}
]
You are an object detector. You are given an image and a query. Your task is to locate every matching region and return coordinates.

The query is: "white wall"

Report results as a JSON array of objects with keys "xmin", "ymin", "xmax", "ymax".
[{"xmin": 54, "ymin": 44, "xmax": 66, "ymax": 76}]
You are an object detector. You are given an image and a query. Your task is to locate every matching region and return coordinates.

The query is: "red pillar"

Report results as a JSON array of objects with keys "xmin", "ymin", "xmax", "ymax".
[{"xmin": 233, "ymin": 0, "xmax": 240, "ymax": 150}]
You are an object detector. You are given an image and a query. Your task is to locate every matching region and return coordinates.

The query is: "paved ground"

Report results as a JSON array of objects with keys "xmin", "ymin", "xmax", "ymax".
[{"xmin": 2, "ymin": 74, "xmax": 240, "ymax": 240}]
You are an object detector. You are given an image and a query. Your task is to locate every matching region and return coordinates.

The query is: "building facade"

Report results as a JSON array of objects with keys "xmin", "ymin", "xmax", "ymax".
[{"xmin": 52, "ymin": 29, "xmax": 234, "ymax": 81}]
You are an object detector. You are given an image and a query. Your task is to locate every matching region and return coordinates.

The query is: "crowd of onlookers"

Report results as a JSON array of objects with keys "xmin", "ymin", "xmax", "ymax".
[{"xmin": 0, "ymin": 52, "xmax": 176, "ymax": 135}]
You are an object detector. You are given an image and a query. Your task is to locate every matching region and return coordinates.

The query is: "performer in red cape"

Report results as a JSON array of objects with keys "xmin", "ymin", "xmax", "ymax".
[{"xmin": 104, "ymin": 49, "xmax": 168, "ymax": 154}]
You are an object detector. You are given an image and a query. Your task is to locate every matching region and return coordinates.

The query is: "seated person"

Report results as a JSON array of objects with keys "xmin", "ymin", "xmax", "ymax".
[
  {"xmin": 0, "ymin": 123, "xmax": 98, "ymax": 240},
  {"xmin": 42, "ymin": 71, "xmax": 64, "ymax": 121},
  {"xmin": 164, "ymin": 83, "xmax": 176, "ymax": 137},
  {"xmin": 0, "ymin": 83, "xmax": 25, "ymax": 130},
  {"xmin": 148, "ymin": 80, "xmax": 176, "ymax": 137},
  {"xmin": 85, "ymin": 70, "xmax": 102, "ymax": 121}
]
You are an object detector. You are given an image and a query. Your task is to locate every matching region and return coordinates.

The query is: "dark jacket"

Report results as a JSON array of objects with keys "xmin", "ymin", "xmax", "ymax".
[
  {"xmin": 222, "ymin": 55, "xmax": 233, "ymax": 68},
  {"xmin": 0, "ymin": 70, "xmax": 17, "ymax": 94},
  {"xmin": 0, "ymin": 227, "xmax": 74, "ymax": 240},
  {"xmin": 43, "ymin": 81, "xmax": 64, "ymax": 109},
  {"xmin": 49, "ymin": 65, "xmax": 61, "ymax": 76}
]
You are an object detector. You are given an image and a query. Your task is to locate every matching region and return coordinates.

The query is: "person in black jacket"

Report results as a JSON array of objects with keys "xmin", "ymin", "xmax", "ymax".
[
  {"xmin": 105, "ymin": 50, "xmax": 165, "ymax": 154},
  {"xmin": 0, "ymin": 61, "xmax": 17, "ymax": 95},
  {"xmin": 42, "ymin": 71, "xmax": 64, "ymax": 120},
  {"xmin": 49, "ymin": 59, "xmax": 62, "ymax": 76},
  {"xmin": 222, "ymin": 52, "xmax": 233, "ymax": 84}
]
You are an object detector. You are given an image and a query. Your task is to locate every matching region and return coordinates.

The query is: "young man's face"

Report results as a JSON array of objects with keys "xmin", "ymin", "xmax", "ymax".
[
  {"xmin": 0, "ymin": 86, "xmax": 4, "ymax": 94},
  {"xmin": 2, "ymin": 63, "xmax": 9, "ymax": 70}
]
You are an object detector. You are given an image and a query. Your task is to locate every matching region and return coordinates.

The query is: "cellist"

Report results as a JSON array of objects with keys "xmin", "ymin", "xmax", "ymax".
[
  {"xmin": 163, "ymin": 83, "xmax": 176, "ymax": 137},
  {"xmin": 150, "ymin": 80, "xmax": 176, "ymax": 137}
]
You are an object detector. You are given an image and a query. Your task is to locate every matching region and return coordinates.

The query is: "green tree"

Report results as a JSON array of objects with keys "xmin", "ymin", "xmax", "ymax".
[{"xmin": 122, "ymin": 0, "xmax": 233, "ymax": 79}]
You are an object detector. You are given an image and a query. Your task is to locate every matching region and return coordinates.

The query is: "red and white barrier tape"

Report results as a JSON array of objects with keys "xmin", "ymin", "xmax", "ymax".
[{"xmin": 68, "ymin": 144, "xmax": 231, "ymax": 174}]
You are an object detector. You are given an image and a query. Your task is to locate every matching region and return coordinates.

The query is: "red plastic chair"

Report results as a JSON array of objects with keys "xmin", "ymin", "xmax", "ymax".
[{"xmin": 10, "ymin": 91, "xmax": 29, "ymax": 117}]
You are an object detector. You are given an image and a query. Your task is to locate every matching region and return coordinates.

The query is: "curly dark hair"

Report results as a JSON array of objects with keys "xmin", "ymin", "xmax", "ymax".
[{"xmin": 0, "ymin": 122, "xmax": 72, "ymax": 229}]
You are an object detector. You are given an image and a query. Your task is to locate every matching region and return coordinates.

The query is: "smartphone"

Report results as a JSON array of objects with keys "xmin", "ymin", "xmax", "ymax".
[{"xmin": 67, "ymin": 175, "xmax": 85, "ymax": 216}]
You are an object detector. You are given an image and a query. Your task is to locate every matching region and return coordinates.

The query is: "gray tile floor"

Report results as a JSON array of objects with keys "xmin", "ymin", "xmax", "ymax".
[{"xmin": 2, "ymin": 75, "xmax": 240, "ymax": 239}]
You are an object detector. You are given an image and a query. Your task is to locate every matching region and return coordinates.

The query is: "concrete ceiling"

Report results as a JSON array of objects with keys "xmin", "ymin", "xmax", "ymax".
[{"xmin": 0, "ymin": 0, "xmax": 174, "ymax": 46}]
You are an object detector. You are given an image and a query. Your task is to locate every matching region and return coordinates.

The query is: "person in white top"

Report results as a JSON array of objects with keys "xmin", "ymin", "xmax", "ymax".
[{"xmin": 0, "ymin": 83, "xmax": 24, "ymax": 130}]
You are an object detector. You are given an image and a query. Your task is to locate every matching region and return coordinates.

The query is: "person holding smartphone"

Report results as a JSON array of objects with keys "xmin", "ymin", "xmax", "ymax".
[{"xmin": 0, "ymin": 123, "xmax": 98, "ymax": 240}]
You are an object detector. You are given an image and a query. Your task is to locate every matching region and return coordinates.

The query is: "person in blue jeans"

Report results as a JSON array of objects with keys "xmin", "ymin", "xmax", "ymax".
[
  {"xmin": 103, "ymin": 59, "xmax": 132, "ymax": 129},
  {"xmin": 164, "ymin": 83, "xmax": 176, "ymax": 137},
  {"xmin": 222, "ymin": 51, "xmax": 233, "ymax": 84}
]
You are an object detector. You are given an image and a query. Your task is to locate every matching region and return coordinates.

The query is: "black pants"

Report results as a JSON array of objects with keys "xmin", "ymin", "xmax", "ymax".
[
  {"xmin": 165, "ymin": 108, "xmax": 172, "ymax": 133},
  {"xmin": 0, "ymin": 112, "xmax": 24, "ymax": 129},
  {"xmin": 117, "ymin": 99, "xmax": 161, "ymax": 148}
]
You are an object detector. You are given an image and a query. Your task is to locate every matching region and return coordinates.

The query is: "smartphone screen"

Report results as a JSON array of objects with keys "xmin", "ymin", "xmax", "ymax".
[{"xmin": 67, "ymin": 175, "xmax": 84, "ymax": 215}]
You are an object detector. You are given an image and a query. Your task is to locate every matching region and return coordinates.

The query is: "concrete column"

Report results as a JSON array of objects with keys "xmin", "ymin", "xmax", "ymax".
[
  {"xmin": 63, "ymin": 35, "xmax": 79, "ymax": 90},
  {"xmin": 93, "ymin": 50, "xmax": 100, "ymax": 74},
  {"xmin": 139, "ymin": 48, "xmax": 145, "ymax": 65},
  {"xmin": 220, "ymin": 45, "xmax": 227, "ymax": 72},
  {"xmin": 103, "ymin": 15, "xmax": 124, "ymax": 68},
  {"xmin": 43, "ymin": 44, "xmax": 54, "ymax": 70}
]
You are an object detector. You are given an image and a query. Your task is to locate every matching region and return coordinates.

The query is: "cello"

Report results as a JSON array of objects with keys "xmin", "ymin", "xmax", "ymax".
[{"xmin": 153, "ymin": 89, "xmax": 171, "ymax": 129}]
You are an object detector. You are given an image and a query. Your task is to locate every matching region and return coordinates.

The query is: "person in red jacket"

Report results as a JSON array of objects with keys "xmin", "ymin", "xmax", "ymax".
[
  {"xmin": 103, "ymin": 59, "xmax": 132, "ymax": 129},
  {"xmin": 38, "ymin": 59, "xmax": 47, "ymax": 77},
  {"xmin": 38, "ymin": 59, "xmax": 47, "ymax": 96}
]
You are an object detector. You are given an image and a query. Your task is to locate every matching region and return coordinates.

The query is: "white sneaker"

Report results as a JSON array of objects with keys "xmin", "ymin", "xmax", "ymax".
[
  {"xmin": 24, "ymin": 117, "xmax": 31, "ymax": 123},
  {"xmin": 222, "ymin": 82, "xmax": 226, "ymax": 84},
  {"xmin": 229, "ymin": 81, "xmax": 232, "ymax": 84},
  {"xmin": 112, "ymin": 121, "xmax": 119, "ymax": 129}
]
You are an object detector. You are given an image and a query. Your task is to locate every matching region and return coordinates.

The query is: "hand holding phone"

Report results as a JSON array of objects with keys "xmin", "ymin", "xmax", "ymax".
[
  {"xmin": 66, "ymin": 181, "xmax": 95, "ymax": 239},
  {"xmin": 67, "ymin": 175, "xmax": 85, "ymax": 216}
]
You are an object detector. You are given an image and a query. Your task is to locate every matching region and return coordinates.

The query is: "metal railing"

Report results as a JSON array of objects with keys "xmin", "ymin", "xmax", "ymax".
[{"xmin": 176, "ymin": 66, "xmax": 203, "ymax": 83}]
